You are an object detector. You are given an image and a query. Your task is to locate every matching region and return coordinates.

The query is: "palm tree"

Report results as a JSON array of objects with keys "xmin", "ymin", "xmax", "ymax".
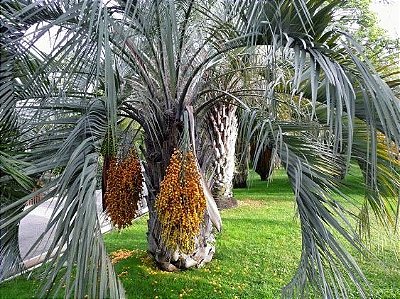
[
  {"xmin": 207, "ymin": 100, "xmax": 238, "ymax": 206},
  {"xmin": 1, "ymin": 1, "xmax": 399, "ymax": 299},
  {"xmin": 199, "ymin": 52, "xmax": 251, "ymax": 207}
]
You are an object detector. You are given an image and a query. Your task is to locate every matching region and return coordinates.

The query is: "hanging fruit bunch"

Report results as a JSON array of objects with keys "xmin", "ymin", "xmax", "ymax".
[
  {"xmin": 155, "ymin": 149, "xmax": 207, "ymax": 254},
  {"xmin": 104, "ymin": 149, "xmax": 143, "ymax": 229}
]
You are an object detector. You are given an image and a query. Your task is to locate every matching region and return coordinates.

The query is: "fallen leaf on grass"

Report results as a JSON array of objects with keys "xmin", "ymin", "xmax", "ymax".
[
  {"xmin": 110, "ymin": 249, "xmax": 134, "ymax": 264},
  {"xmin": 118, "ymin": 271, "xmax": 129, "ymax": 278}
]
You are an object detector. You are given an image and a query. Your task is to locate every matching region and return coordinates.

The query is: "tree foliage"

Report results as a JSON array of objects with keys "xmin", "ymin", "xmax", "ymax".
[{"xmin": 0, "ymin": 1, "xmax": 399, "ymax": 298}]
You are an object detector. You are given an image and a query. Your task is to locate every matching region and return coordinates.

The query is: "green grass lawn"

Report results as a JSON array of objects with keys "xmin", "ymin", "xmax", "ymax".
[
  {"xmin": 1, "ymin": 169, "xmax": 399, "ymax": 298},
  {"xmin": 104, "ymin": 171, "xmax": 302, "ymax": 299}
]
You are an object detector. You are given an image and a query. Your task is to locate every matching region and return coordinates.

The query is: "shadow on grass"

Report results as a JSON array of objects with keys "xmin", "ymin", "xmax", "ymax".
[{"xmin": 234, "ymin": 169, "xmax": 295, "ymax": 202}]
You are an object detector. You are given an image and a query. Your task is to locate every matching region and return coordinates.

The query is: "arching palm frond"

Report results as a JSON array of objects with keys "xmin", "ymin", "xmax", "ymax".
[
  {"xmin": 1, "ymin": 1, "xmax": 37, "ymax": 279},
  {"xmin": 1, "ymin": 1, "xmax": 124, "ymax": 297},
  {"xmin": 1, "ymin": 0, "xmax": 399, "ymax": 298},
  {"xmin": 278, "ymin": 134, "xmax": 369, "ymax": 299},
  {"xmin": 235, "ymin": 1, "xmax": 399, "ymax": 297}
]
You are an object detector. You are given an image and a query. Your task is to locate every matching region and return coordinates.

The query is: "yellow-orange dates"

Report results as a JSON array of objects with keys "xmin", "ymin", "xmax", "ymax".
[
  {"xmin": 155, "ymin": 149, "xmax": 206, "ymax": 254},
  {"xmin": 104, "ymin": 149, "xmax": 143, "ymax": 229}
]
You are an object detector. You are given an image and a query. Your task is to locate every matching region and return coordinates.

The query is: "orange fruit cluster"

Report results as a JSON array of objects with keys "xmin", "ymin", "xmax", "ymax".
[
  {"xmin": 155, "ymin": 149, "xmax": 207, "ymax": 254},
  {"xmin": 104, "ymin": 150, "xmax": 143, "ymax": 229}
]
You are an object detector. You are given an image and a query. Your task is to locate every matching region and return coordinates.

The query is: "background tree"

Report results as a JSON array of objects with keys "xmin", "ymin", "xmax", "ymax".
[
  {"xmin": 336, "ymin": 0, "xmax": 400, "ymax": 88},
  {"xmin": 199, "ymin": 51, "xmax": 255, "ymax": 207}
]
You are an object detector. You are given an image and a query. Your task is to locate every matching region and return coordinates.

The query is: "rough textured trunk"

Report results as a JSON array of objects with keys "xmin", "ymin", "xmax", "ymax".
[
  {"xmin": 144, "ymin": 123, "xmax": 218, "ymax": 271},
  {"xmin": 251, "ymin": 144, "xmax": 273, "ymax": 181},
  {"xmin": 233, "ymin": 140, "xmax": 250, "ymax": 189},
  {"xmin": 208, "ymin": 103, "xmax": 238, "ymax": 208},
  {"xmin": 147, "ymin": 206, "xmax": 215, "ymax": 271}
]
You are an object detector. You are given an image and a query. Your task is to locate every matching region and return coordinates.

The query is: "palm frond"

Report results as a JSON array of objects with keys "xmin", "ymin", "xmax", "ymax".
[
  {"xmin": 278, "ymin": 133, "xmax": 369, "ymax": 298},
  {"xmin": 1, "ymin": 1, "xmax": 124, "ymax": 297}
]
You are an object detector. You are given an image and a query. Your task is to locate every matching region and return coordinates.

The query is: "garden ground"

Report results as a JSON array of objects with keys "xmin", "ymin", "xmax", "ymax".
[{"xmin": 0, "ymin": 168, "xmax": 399, "ymax": 298}]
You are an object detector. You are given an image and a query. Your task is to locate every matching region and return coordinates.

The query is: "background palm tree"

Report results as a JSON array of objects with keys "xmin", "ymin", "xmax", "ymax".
[
  {"xmin": 199, "ymin": 52, "xmax": 253, "ymax": 207},
  {"xmin": 1, "ymin": 1, "xmax": 399, "ymax": 299}
]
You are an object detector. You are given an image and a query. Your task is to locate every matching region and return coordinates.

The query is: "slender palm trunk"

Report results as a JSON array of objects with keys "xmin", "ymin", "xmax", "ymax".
[
  {"xmin": 233, "ymin": 139, "xmax": 250, "ymax": 188},
  {"xmin": 208, "ymin": 103, "xmax": 238, "ymax": 208}
]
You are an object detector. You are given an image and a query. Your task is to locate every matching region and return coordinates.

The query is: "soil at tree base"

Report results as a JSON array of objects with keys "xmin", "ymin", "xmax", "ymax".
[{"xmin": 216, "ymin": 197, "xmax": 238, "ymax": 210}]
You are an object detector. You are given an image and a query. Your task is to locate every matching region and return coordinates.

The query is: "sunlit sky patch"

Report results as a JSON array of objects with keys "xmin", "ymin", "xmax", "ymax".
[{"xmin": 371, "ymin": 0, "xmax": 400, "ymax": 38}]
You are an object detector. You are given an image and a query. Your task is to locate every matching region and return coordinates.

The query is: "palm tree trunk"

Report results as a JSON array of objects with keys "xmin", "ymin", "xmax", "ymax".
[
  {"xmin": 233, "ymin": 139, "xmax": 250, "ymax": 188},
  {"xmin": 147, "ymin": 207, "xmax": 215, "ymax": 271},
  {"xmin": 208, "ymin": 103, "xmax": 238, "ymax": 208},
  {"xmin": 143, "ymin": 126, "xmax": 216, "ymax": 271},
  {"xmin": 251, "ymin": 144, "xmax": 273, "ymax": 181}
]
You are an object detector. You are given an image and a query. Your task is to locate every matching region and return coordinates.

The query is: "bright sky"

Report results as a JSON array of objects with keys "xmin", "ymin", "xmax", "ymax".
[{"xmin": 370, "ymin": 0, "xmax": 400, "ymax": 38}]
